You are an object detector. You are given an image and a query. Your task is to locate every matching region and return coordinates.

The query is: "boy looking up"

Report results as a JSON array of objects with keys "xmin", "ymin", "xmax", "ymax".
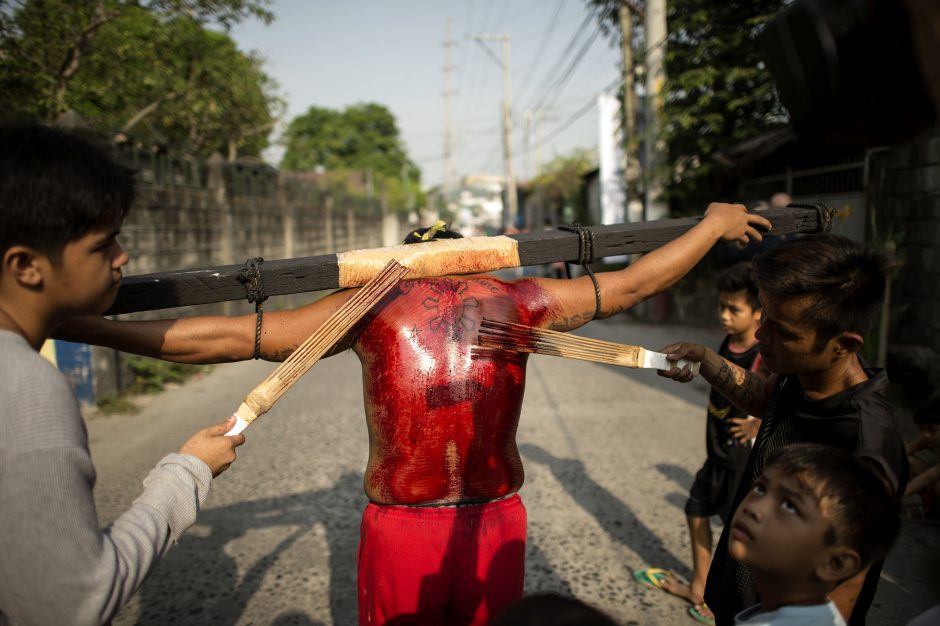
[
  {"xmin": 635, "ymin": 261, "xmax": 765, "ymax": 625},
  {"xmin": 0, "ymin": 123, "xmax": 244, "ymax": 626},
  {"xmin": 729, "ymin": 443, "xmax": 900, "ymax": 626},
  {"xmin": 659, "ymin": 234, "xmax": 908, "ymax": 625}
]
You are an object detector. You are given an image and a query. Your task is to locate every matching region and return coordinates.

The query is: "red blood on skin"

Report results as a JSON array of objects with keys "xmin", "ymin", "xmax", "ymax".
[{"xmin": 354, "ymin": 276, "xmax": 556, "ymax": 505}]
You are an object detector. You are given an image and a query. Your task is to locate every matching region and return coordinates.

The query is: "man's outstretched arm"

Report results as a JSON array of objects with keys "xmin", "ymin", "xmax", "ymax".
[
  {"xmin": 55, "ymin": 288, "xmax": 357, "ymax": 364},
  {"xmin": 539, "ymin": 203, "xmax": 771, "ymax": 331},
  {"xmin": 657, "ymin": 342, "xmax": 776, "ymax": 419}
]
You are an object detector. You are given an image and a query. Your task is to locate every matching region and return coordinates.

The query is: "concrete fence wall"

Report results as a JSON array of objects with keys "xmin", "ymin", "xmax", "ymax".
[{"xmin": 81, "ymin": 151, "xmax": 410, "ymax": 403}]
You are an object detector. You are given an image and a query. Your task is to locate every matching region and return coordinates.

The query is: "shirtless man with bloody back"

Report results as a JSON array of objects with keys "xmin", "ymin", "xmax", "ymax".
[{"xmin": 63, "ymin": 203, "xmax": 769, "ymax": 625}]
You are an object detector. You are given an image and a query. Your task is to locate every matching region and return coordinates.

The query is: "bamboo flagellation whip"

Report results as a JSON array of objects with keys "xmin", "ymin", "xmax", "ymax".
[
  {"xmin": 225, "ymin": 260, "xmax": 409, "ymax": 436},
  {"xmin": 476, "ymin": 319, "xmax": 701, "ymax": 374}
]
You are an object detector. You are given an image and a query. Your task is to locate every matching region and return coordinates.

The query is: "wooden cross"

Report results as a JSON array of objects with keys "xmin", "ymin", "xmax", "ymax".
[{"xmin": 107, "ymin": 204, "xmax": 831, "ymax": 315}]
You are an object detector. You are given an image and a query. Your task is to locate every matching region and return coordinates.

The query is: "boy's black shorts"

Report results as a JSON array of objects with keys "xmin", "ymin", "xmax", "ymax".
[{"xmin": 685, "ymin": 460, "xmax": 745, "ymax": 525}]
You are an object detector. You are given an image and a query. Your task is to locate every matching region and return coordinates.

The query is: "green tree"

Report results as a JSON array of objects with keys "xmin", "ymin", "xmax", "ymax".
[
  {"xmin": 528, "ymin": 149, "xmax": 595, "ymax": 224},
  {"xmin": 281, "ymin": 103, "xmax": 424, "ymax": 212},
  {"xmin": 0, "ymin": 0, "xmax": 277, "ymax": 157},
  {"xmin": 589, "ymin": 0, "xmax": 788, "ymax": 210},
  {"xmin": 63, "ymin": 7, "xmax": 280, "ymax": 157}
]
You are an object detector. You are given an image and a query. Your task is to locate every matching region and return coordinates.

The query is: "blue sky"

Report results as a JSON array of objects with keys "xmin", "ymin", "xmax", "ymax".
[{"xmin": 229, "ymin": 1, "xmax": 622, "ymax": 189}]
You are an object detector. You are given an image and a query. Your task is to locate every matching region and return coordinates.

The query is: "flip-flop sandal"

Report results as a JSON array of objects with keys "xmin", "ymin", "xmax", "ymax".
[
  {"xmin": 631, "ymin": 567, "xmax": 675, "ymax": 590},
  {"xmin": 688, "ymin": 603, "xmax": 716, "ymax": 625}
]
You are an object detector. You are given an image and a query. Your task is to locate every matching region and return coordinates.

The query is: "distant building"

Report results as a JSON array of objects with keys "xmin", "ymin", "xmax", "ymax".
[{"xmin": 455, "ymin": 174, "xmax": 505, "ymax": 236}]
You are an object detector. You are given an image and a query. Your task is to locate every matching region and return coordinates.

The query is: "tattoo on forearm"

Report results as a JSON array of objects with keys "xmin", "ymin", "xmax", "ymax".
[
  {"xmin": 713, "ymin": 360, "xmax": 765, "ymax": 413},
  {"xmin": 549, "ymin": 310, "xmax": 595, "ymax": 330},
  {"xmin": 468, "ymin": 277, "xmax": 502, "ymax": 294},
  {"xmin": 602, "ymin": 304, "xmax": 628, "ymax": 318},
  {"xmin": 265, "ymin": 346, "xmax": 297, "ymax": 362}
]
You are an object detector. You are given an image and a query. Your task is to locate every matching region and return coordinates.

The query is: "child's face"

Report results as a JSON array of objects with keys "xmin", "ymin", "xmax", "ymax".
[
  {"xmin": 754, "ymin": 291, "xmax": 836, "ymax": 375},
  {"xmin": 919, "ymin": 423, "xmax": 940, "ymax": 447},
  {"xmin": 45, "ymin": 222, "xmax": 128, "ymax": 315},
  {"xmin": 728, "ymin": 465, "xmax": 833, "ymax": 578},
  {"xmin": 718, "ymin": 290, "xmax": 761, "ymax": 339}
]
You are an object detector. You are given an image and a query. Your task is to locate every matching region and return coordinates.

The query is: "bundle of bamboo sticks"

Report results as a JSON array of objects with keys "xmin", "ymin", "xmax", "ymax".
[
  {"xmin": 226, "ymin": 260, "xmax": 409, "ymax": 435},
  {"xmin": 476, "ymin": 318, "xmax": 699, "ymax": 374}
]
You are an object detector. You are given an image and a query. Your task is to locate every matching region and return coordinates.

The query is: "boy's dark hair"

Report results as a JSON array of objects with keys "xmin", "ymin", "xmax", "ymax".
[
  {"xmin": 402, "ymin": 221, "xmax": 463, "ymax": 245},
  {"xmin": 717, "ymin": 261, "xmax": 760, "ymax": 310},
  {"xmin": 755, "ymin": 234, "xmax": 889, "ymax": 342},
  {"xmin": 914, "ymin": 391, "xmax": 940, "ymax": 426},
  {"xmin": 489, "ymin": 592, "xmax": 620, "ymax": 626},
  {"xmin": 765, "ymin": 443, "xmax": 900, "ymax": 575},
  {"xmin": 0, "ymin": 123, "xmax": 135, "ymax": 262}
]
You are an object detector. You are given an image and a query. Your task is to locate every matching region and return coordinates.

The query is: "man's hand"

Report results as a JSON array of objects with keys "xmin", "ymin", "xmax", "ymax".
[
  {"xmin": 729, "ymin": 416, "xmax": 761, "ymax": 443},
  {"xmin": 702, "ymin": 202, "xmax": 772, "ymax": 247},
  {"xmin": 657, "ymin": 342, "xmax": 709, "ymax": 383},
  {"xmin": 179, "ymin": 416, "xmax": 246, "ymax": 477}
]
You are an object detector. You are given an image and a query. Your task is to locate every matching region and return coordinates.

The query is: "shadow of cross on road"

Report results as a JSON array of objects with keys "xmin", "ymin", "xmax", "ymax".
[
  {"xmin": 132, "ymin": 472, "xmax": 364, "ymax": 626},
  {"xmin": 519, "ymin": 443, "xmax": 691, "ymax": 582}
]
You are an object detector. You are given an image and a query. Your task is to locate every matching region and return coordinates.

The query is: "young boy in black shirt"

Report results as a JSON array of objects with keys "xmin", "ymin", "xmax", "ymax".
[
  {"xmin": 659, "ymin": 234, "xmax": 908, "ymax": 626},
  {"xmin": 634, "ymin": 262, "xmax": 765, "ymax": 625}
]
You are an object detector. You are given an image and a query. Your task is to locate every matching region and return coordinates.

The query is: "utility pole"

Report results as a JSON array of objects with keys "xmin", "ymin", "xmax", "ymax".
[
  {"xmin": 644, "ymin": 0, "xmax": 668, "ymax": 220},
  {"xmin": 471, "ymin": 33, "xmax": 518, "ymax": 232},
  {"xmin": 523, "ymin": 109, "xmax": 532, "ymax": 179},
  {"xmin": 619, "ymin": 2, "xmax": 642, "ymax": 212},
  {"xmin": 442, "ymin": 18, "xmax": 456, "ymax": 209},
  {"xmin": 535, "ymin": 108, "xmax": 545, "ymax": 177}
]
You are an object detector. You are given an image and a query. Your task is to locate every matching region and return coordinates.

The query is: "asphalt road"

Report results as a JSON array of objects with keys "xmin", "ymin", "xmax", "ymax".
[{"xmin": 88, "ymin": 318, "xmax": 939, "ymax": 625}]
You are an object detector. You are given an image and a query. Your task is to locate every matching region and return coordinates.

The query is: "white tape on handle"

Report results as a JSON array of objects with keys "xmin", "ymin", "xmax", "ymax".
[
  {"xmin": 642, "ymin": 350, "xmax": 701, "ymax": 375},
  {"xmin": 225, "ymin": 414, "xmax": 249, "ymax": 436}
]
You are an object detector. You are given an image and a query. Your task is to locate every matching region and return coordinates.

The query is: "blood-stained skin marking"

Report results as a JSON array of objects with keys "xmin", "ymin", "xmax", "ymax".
[
  {"xmin": 353, "ymin": 276, "xmax": 558, "ymax": 505},
  {"xmin": 420, "ymin": 278, "xmax": 481, "ymax": 338}
]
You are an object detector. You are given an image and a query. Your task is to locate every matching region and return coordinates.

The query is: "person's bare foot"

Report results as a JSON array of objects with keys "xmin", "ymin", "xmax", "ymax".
[
  {"xmin": 659, "ymin": 574, "xmax": 696, "ymax": 603},
  {"xmin": 689, "ymin": 602, "xmax": 716, "ymax": 624}
]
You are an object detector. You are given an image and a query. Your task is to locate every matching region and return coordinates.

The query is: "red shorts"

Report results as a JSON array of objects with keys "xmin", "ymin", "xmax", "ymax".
[{"xmin": 357, "ymin": 494, "xmax": 527, "ymax": 626}]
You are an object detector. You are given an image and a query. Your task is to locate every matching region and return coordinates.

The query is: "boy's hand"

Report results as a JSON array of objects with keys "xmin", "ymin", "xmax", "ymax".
[
  {"xmin": 657, "ymin": 342, "xmax": 707, "ymax": 383},
  {"xmin": 702, "ymin": 202, "xmax": 772, "ymax": 247},
  {"xmin": 179, "ymin": 416, "xmax": 246, "ymax": 477},
  {"xmin": 729, "ymin": 416, "xmax": 761, "ymax": 443}
]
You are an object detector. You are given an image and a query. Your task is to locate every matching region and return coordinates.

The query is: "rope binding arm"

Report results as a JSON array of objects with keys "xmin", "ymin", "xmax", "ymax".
[
  {"xmin": 558, "ymin": 224, "xmax": 602, "ymax": 320},
  {"xmin": 237, "ymin": 257, "xmax": 268, "ymax": 360},
  {"xmin": 786, "ymin": 201, "xmax": 834, "ymax": 233}
]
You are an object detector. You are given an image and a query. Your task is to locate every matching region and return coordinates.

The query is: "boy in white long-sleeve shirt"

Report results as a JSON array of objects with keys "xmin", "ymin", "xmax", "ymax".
[{"xmin": 0, "ymin": 123, "xmax": 245, "ymax": 626}]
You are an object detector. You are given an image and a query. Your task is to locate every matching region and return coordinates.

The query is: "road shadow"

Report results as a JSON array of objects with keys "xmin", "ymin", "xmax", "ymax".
[
  {"xmin": 656, "ymin": 463, "xmax": 695, "ymax": 513},
  {"xmin": 524, "ymin": 541, "xmax": 576, "ymax": 597},
  {"xmin": 520, "ymin": 443, "xmax": 690, "ymax": 581},
  {"xmin": 663, "ymin": 492, "xmax": 688, "ymax": 512},
  {"xmin": 132, "ymin": 471, "xmax": 364, "ymax": 626},
  {"xmin": 655, "ymin": 463, "xmax": 694, "ymax": 490}
]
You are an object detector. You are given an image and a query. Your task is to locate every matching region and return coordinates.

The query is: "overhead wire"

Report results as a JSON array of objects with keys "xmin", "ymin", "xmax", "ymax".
[
  {"xmin": 526, "ymin": 18, "xmax": 603, "ymax": 117},
  {"xmin": 512, "ymin": 0, "xmax": 567, "ymax": 108},
  {"xmin": 518, "ymin": 8, "xmax": 597, "ymax": 114},
  {"xmin": 541, "ymin": 76, "xmax": 622, "ymax": 145}
]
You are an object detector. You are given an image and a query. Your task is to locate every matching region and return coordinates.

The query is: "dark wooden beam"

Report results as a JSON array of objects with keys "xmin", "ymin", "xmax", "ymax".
[{"xmin": 107, "ymin": 204, "xmax": 830, "ymax": 315}]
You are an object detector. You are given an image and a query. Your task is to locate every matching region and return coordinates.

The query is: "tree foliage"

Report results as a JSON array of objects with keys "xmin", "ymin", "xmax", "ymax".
[
  {"xmin": 0, "ymin": 0, "xmax": 277, "ymax": 157},
  {"xmin": 589, "ymin": 0, "xmax": 788, "ymax": 210},
  {"xmin": 529, "ymin": 149, "xmax": 595, "ymax": 224},
  {"xmin": 281, "ymin": 103, "xmax": 424, "ymax": 212},
  {"xmin": 663, "ymin": 0, "xmax": 787, "ymax": 208}
]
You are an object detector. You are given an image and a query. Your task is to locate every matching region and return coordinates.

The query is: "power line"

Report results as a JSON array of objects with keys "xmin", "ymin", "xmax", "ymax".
[
  {"xmin": 534, "ymin": 22, "xmax": 603, "ymax": 116},
  {"xmin": 519, "ymin": 9, "xmax": 596, "ymax": 113},
  {"xmin": 513, "ymin": 0, "xmax": 567, "ymax": 107},
  {"xmin": 541, "ymin": 77, "xmax": 621, "ymax": 144}
]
